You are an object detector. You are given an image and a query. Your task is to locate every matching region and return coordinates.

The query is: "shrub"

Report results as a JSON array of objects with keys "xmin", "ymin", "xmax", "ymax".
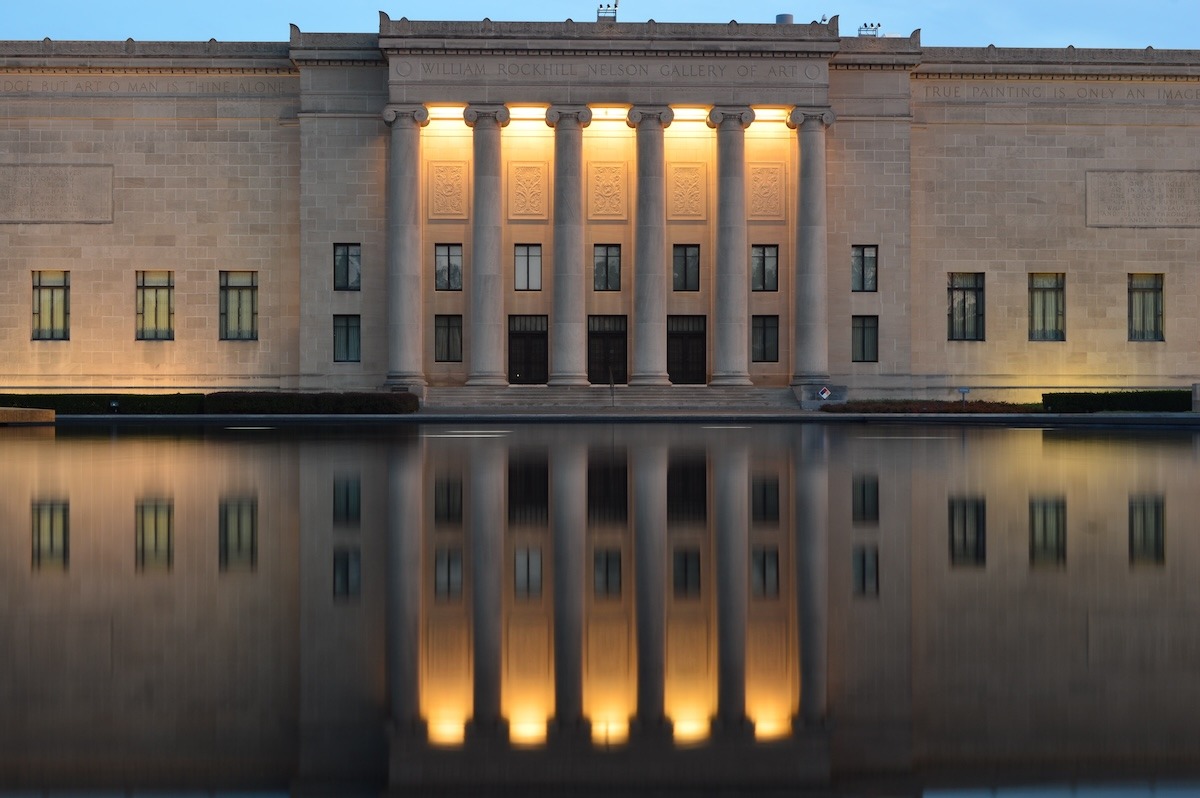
[{"xmin": 1041, "ymin": 390, "xmax": 1191, "ymax": 413}]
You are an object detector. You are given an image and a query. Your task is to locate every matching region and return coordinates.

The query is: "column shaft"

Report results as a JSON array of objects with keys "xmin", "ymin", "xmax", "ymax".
[
  {"xmin": 551, "ymin": 443, "xmax": 588, "ymax": 738},
  {"xmin": 709, "ymin": 107, "xmax": 754, "ymax": 386},
  {"xmin": 793, "ymin": 426, "xmax": 829, "ymax": 728},
  {"xmin": 628, "ymin": 107, "xmax": 673, "ymax": 386},
  {"xmin": 632, "ymin": 440, "xmax": 668, "ymax": 727},
  {"xmin": 715, "ymin": 441, "xmax": 749, "ymax": 729},
  {"xmin": 384, "ymin": 105, "xmax": 429, "ymax": 390},
  {"xmin": 466, "ymin": 105, "xmax": 510, "ymax": 386},
  {"xmin": 548, "ymin": 107, "xmax": 592, "ymax": 386},
  {"xmin": 386, "ymin": 438, "xmax": 425, "ymax": 736},
  {"xmin": 469, "ymin": 443, "xmax": 506, "ymax": 733},
  {"xmin": 790, "ymin": 109, "xmax": 834, "ymax": 383}
]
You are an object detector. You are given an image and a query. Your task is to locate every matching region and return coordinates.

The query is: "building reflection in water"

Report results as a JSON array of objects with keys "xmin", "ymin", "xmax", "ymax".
[{"xmin": 3, "ymin": 424, "xmax": 1200, "ymax": 793}]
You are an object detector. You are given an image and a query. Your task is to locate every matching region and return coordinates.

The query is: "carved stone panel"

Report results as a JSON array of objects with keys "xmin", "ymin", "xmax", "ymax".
[
  {"xmin": 748, "ymin": 162, "xmax": 786, "ymax": 221},
  {"xmin": 0, "ymin": 164, "xmax": 112, "ymax": 224},
  {"xmin": 667, "ymin": 163, "xmax": 707, "ymax": 221},
  {"xmin": 428, "ymin": 161, "xmax": 469, "ymax": 220},
  {"xmin": 1086, "ymin": 170, "xmax": 1200, "ymax": 228},
  {"xmin": 508, "ymin": 161, "xmax": 547, "ymax": 220},
  {"xmin": 588, "ymin": 162, "xmax": 627, "ymax": 220}
]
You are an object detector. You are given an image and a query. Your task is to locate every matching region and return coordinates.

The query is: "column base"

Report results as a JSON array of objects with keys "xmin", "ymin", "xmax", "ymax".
[
  {"xmin": 548, "ymin": 373, "xmax": 590, "ymax": 387},
  {"xmin": 709, "ymin": 373, "xmax": 753, "ymax": 387},
  {"xmin": 547, "ymin": 717, "xmax": 592, "ymax": 749},
  {"xmin": 628, "ymin": 374, "xmax": 671, "ymax": 387},
  {"xmin": 628, "ymin": 715, "xmax": 675, "ymax": 748},
  {"xmin": 711, "ymin": 714, "xmax": 756, "ymax": 742},
  {"xmin": 384, "ymin": 374, "xmax": 427, "ymax": 400},
  {"xmin": 790, "ymin": 381, "xmax": 846, "ymax": 410},
  {"xmin": 466, "ymin": 373, "xmax": 509, "ymax": 387}
]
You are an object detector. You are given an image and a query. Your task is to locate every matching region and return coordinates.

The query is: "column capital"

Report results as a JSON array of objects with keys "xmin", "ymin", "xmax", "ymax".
[
  {"xmin": 383, "ymin": 103, "xmax": 429, "ymax": 127},
  {"xmin": 787, "ymin": 107, "xmax": 835, "ymax": 130},
  {"xmin": 627, "ymin": 105, "xmax": 674, "ymax": 129},
  {"xmin": 464, "ymin": 103, "xmax": 511, "ymax": 127},
  {"xmin": 546, "ymin": 105, "xmax": 592, "ymax": 128},
  {"xmin": 707, "ymin": 105, "xmax": 755, "ymax": 130}
]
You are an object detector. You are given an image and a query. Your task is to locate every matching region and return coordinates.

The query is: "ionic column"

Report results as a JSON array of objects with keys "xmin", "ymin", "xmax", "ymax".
[
  {"xmin": 708, "ymin": 106, "xmax": 755, "ymax": 387},
  {"xmin": 792, "ymin": 426, "xmax": 829, "ymax": 729},
  {"xmin": 467, "ymin": 442, "xmax": 506, "ymax": 739},
  {"xmin": 714, "ymin": 439, "xmax": 750, "ymax": 733},
  {"xmin": 386, "ymin": 437, "xmax": 426, "ymax": 740},
  {"xmin": 627, "ymin": 106, "xmax": 673, "ymax": 386},
  {"xmin": 632, "ymin": 439, "xmax": 669, "ymax": 736},
  {"xmin": 788, "ymin": 108, "xmax": 835, "ymax": 383},
  {"xmin": 547, "ymin": 106, "xmax": 592, "ymax": 386},
  {"xmin": 550, "ymin": 442, "xmax": 588, "ymax": 742},
  {"xmin": 383, "ymin": 104, "xmax": 430, "ymax": 392},
  {"xmin": 465, "ymin": 104, "xmax": 511, "ymax": 386}
]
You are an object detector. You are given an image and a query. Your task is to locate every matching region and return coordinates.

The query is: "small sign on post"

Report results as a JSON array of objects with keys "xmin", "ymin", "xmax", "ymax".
[{"xmin": 958, "ymin": 387, "xmax": 970, "ymax": 404}]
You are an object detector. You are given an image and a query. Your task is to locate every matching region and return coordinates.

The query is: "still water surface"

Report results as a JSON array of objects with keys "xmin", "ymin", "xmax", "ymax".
[{"xmin": 3, "ymin": 422, "xmax": 1200, "ymax": 796}]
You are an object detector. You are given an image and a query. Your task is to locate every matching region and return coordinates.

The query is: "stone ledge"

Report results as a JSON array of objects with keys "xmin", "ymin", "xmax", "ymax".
[{"xmin": 0, "ymin": 406, "xmax": 55, "ymax": 425}]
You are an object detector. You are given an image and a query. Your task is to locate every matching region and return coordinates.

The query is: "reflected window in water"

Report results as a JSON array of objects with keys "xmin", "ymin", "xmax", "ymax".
[
  {"xmin": 31, "ymin": 500, "xmax": 69, "ymax": 571},
  {"xmin": 1129, "ymin": 495, "xmax": 1165, "ymax": 565},
  {"xmin": 333, "ymin": 547, "xmax": 361, "ymax": 598},
  {"xmin": 594, "ymin": 547, "xmax": 621, "ymax": 597},
  {"xmin": 751, "ymin": 545, "xmax": 779, "ymax": 598},
  {"xmin": 1030, "ymin": 498, "xmax": 1067, "ymax": 567},
  {"xmin": 219, "ymin": 497, "xmax": 258, "ymax": 572},
  {"xmin": 852, "ymin": 474, "xmax": 879, "ymax": 525},
  {"xmin": 853, "ymin": 545, "xmax": 879, "ymax": 597},
  {"xmin": 949, "ymin": 497, "xmax": 986, "ymax": 567},
  {"xmin": 668, "ymin": 456, "xmax": 707, "ymax": 524},
  {"xmin": 135, "ymin": 499, "xmax": 173, "ymax": 572},
  {"xmin": 333, "ymin": 474, "xmax": 361, "ymax": 527},
  {"xmin": 514, "ymin": 546, "xmax": 543, "ymax": 598},
  {"xmin": 509, "ymin": 456, "xmax": 548, "ymax": 526},
  {"xmin": 752, "ymin": 476, "xmax": 780, "ymax": 526},
  {"xmin": 588, "ymin": 455, "xmax": 628, "ymax": 525},
  {"xmin": 434, "ymin": 475, "xmax": 463, "ymax": 526},
  {"xmin": 435, "ymin": 546, "xmax": 463, "ymax": 600},
  {"xmin": 673, "ymin": 547, "xmax": 701, "ymax": 598}
]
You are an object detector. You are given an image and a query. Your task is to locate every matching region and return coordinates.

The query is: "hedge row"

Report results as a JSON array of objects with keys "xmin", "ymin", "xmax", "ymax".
[
  {"xmin": 1041, "ymin": 390, "xmax": 1191, "ymax": 413},
  {"xmin": 0, "ymin": 391, "xmax": 419, "ymax": 415}
]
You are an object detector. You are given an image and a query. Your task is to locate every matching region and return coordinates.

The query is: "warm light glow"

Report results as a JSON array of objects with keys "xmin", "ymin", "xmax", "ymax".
[
  {"xmin": 670, "ymin": 106, "xmax": 710, "ymax": 122},
  {"xmin": 590, "ymin": 105, "xmax": 631, "ymax": 122},
  {"xmin": 508, "ymin": 714, "xmax": 548, "ymax": 747},
  {"xmin": 427, "ymin": 104, "xmax": 466, "ymax": 121},
  {"xmin": 751, "ymin": 107, "xmax": 790, "ymax": 123},
  {"xmin": 508, "ymin": 105, "xmax": 548, "ymax": 121},
  {"xmin": 590, "ymin": 716, "xmax": 630, "ymax": 746},
  {"xmin": 427, "ymin": 716, "xmax": 467, "ymax": 747},
  {"xmin": 671, "ymin": 715, "xmax": 711, "ymax": 744},
  {"xmin": 752, "ymin": 714, "xmax": 792, "ymax": 741}
]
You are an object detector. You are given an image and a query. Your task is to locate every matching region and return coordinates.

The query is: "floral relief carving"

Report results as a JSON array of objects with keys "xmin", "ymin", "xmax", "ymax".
[
  {"xmin": 430, "ymin": 162, "xmax": 468, "ymax": 219},
  {"xmin": 668, "ymin": 163, "xmax": 705, "ymax": 220},
  {"xmin": 749, "ymin": 163, "xmax": 785, "ymax": 220},
  {"xmin": 589, "ymin": 163, "xmax": 626, "ymax": 219},
  {"xmin": 509, "ymin": 162, "xmax": 547, "ymax": 219}
]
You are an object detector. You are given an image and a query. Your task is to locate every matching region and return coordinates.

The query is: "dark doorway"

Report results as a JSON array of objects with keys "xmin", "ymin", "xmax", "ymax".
[
  {"xmin": 667, "ymin": 315, "xmax": 706, "ymax": 384},
  {"xmin": 588, "ymin": 315, "xmax": 628, "ymax": 385},
  {"xmin": 508, "ymin": 315, "xmax": 548, "ymax": 384}
]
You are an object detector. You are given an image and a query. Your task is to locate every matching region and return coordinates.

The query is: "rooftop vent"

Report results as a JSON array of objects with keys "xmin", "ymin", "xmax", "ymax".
[{"xmin": 776, "ymin": 13, "xmax": 793, "ymax": 24}]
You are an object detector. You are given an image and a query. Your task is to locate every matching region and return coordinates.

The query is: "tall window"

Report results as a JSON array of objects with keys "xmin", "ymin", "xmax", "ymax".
[
  {"xmin": 852, "ymin": 315, "xmax": 879, "ymax": 362},
  {"xmin": 673, "ymin": 547, "xmax": 701, "ymax": 598},
  {"xmin": 851, "ymin": 245, "xmax": 877, "ymax": 292},
  {"xmin": 219, "ymin": 498, "xmax": 257, "ymax": 572},
  {"xmin": 949, "ymin": 497, "xmax": 986, "ymax": 567},
  {"xmin": 333, "ymin": 475, "xmax": 361, "ymax": 527},
  {"xmin": 435, "ymin": 315, "xmax": 463, "ymax": 362},
  {"xmin": 32, "ymin": 501, "xmax": 69, "ymax": 571},
  {"xmin": 1129, "ymin": 496, "xmax": 1165, "ymax": 565},
  {"xmin": 752, "ymin": 476, "xmax": 780, "ymax": 525},
  {"xmin": 1029, "ymin": 498, "xmax": 1067, "ymax": 567},
  {"xmin": 515, "ymin": 244, "xmax": 542, "ymax": 291},
  {"xmin": 435, "ymin": 243, "xmax": 463, "ymax": 291},
  {"xmin": 947, "ymin": 272, "xmax": 984, "ymax": 341},
  {"xmin": 509, "ymin": 457, "xmax": 549, "ymax": 525},
  {"xmin": 594, "ymin": 244, "xmax": 621, "ymax": 291},
  {"xmin": 588, "ymin": 457, "xmax": 628, "ymax": 525},
  {"xmin": 1028, "ymin": 273, "xmax": 1065, "ymax": 341},
  {"xmin": 514, "ymin": 546, "xmax": 543, "ymax": 599},
  {"xmin": 1128, "ymin": 273, "xmax": 1164, "ymax": 341},
  {"xmin": 434, "ymin": 546, "xmax": 463, "ymax": 600},
  {"xmin": 333, "ymin": 548, "xmax": 361, "ymax": 598},
  {"xmin": 333, "ymin": 315, "xmax": 361, "ymax": 362},
  {"xmin": 32, "ymin": 270, "xmax": 69, "ymax": 340},
  {"xmin": 853, "ymin": 474, "xmax": 879, "ymax": 525},
  {"xmin": 672, "ymin": 244, "xmax": 700, "ymax": 291},
  {"xmin": 334, "ymin": 243, "xmax": 361, "ymax": 291},
  {"xmin": 136, "ymin": 271, "xmax": 174, "ymax": 340},
  {"xmin": 594, "ymin": 548, "xmax": 622, "ymax": 597},
  {"xmin": 219, "ymin": 271, "xmax": 258, "ymax": 340},
  {"xmin": 434, "ymin": 476, "xmax": 463, "ymax": 526},
  {"xmin": 853, "ymin": 545, "xmax": 879, "ymax": 597},
  {"xmin": 751, "ymin": 545, "xmax": 779, "ymax": 598},
  {"xmin": 751, "ymin": 244, "xmax": 778, "ymax": 292},
  {"xmin": 751, "ymin": 315, "xmax": 779, "ymax": 362},
  {"xmin": 136, "ymin": 500, "xmax": 173, "ymax": 572},
  {"xmin": 667, "ymin": 457, "xmax": 706, "ymax": 524}
]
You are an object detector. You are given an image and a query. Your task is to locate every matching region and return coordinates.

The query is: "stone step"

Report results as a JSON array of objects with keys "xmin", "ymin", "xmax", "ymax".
[{"xmin": 422, "ymin": 385, "xmax": 800, "ymax": 410}]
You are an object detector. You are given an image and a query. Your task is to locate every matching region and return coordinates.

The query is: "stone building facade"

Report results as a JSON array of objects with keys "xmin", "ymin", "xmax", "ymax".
[{"xmin": 3, "ymin": 15, "xmax": 1200, "ymax": 401}]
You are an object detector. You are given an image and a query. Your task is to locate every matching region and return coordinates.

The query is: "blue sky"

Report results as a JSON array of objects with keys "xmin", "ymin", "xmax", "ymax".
[{"xmin": 3, "ymin": 1, "xmax": 1200, "ymax": 49}]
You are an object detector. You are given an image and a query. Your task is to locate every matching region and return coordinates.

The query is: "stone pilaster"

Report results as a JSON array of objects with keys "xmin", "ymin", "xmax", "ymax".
[
  {"xmin": 788, "ymin": 108, "xmax": 835, "ymax": 384},
  {"xmin": 708, "ymin": 106, "xmax": 755, "ymax": 386},
  {"xmin": 627, "ymin": 106, "xmax": 673, "ymax": 386},
  {"xmin": 465, "ymin": 104, "xmax": 511, "ymax": 386},
  {"xmin": 547, "ymin": 106, "xmax": 592, "ymax": 386},
  {"xmin": 383, "ymin": 104, "xmax": 429, "ymax": 393}
]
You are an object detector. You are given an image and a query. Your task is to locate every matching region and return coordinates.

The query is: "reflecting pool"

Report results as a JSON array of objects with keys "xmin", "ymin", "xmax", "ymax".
[{"xmin": 3, "ymin": 422, "xmax": 1200, "ymax": 796}]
